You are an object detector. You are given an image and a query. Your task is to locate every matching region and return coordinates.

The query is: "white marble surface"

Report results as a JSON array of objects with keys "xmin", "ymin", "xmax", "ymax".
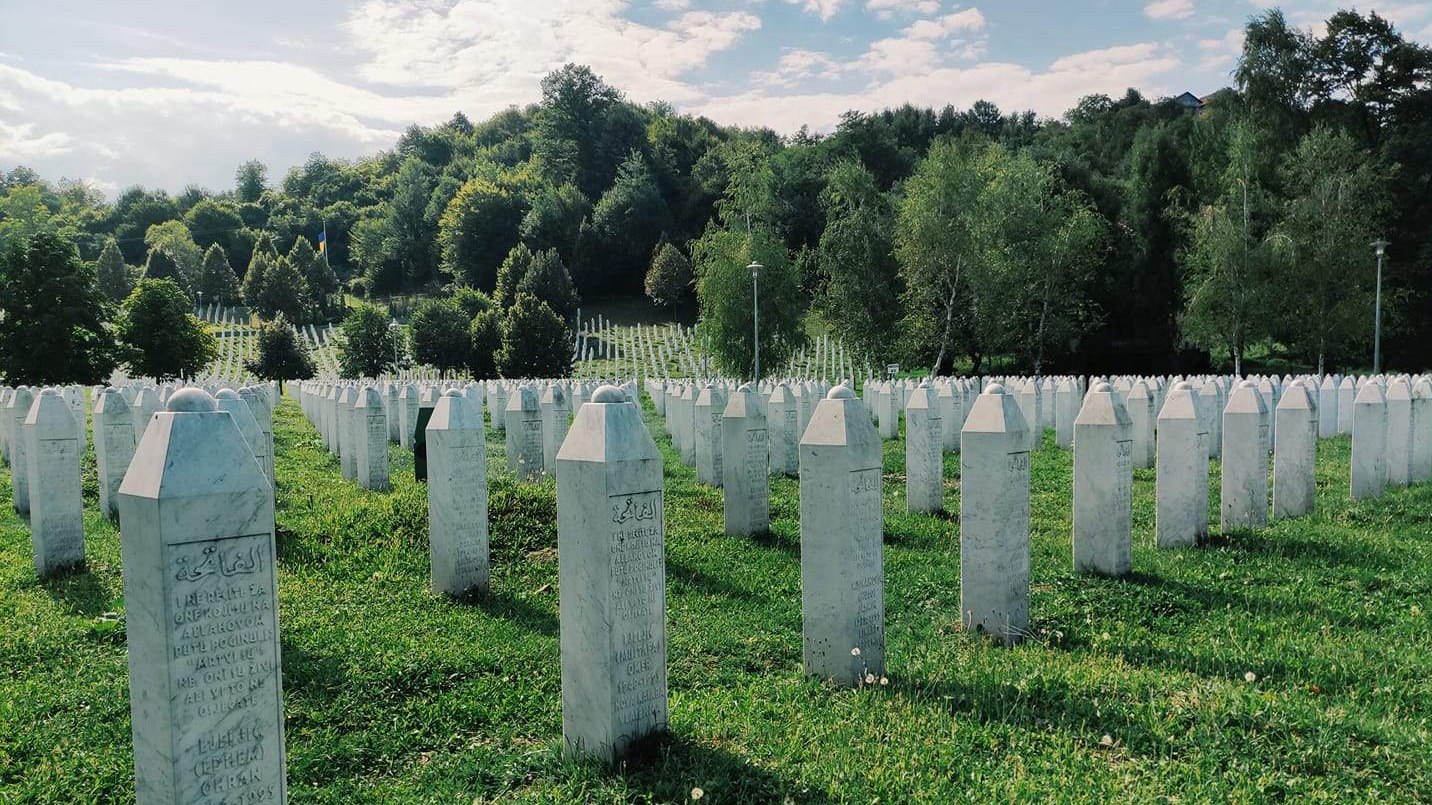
[
  {"xmin": 1273, "ymin": 380, "xmax": 1317, "ymax": 518},
  {"xmin": 355, "ymin": 386, "xmax": 390, "ymax": 491},
  {"xmin": 1072, "ymin": 382, "xmax": 1132, "ymax": 577},
  {"xmin": 117, "ymin": 388, "xmax": 286, "ymax": 805},
  {"xmin": 905, "ymin": 382, "xmax": 943, "ymax": 513},
  {"xmin": 1221, "ymin": 381, "xmax": 1269, "ymax": 531},
  {"xmin": 504, "ymin": 385, "xmax": 544, "ymax": 480},
  {"xmin": 26, "ymin": 388, "xmax": 83, "ymax": 576},
  {"xmin": 427, "ymin": 390, "xmax": 489, "ymax": 596},
  {"xmin": 799, "ymin": 385, "xmax": 884, "ymax": 684},
  {"xmin": 556, "ymin": 385, "xmax": 666, "ymax": 762},
  {"xmin": 1156, "ymin": 382, "xmax": 1208, "ymax": 548},
  {"xmin": 722, "ymin": 385, "xmax": 769, "ymax": 536},
  {"xmin": 960, "ymin": 383, "xmax": 1030, "ymax": 644},
  {"xmin": 1351, "ymin": 380, "xmax": 1388, "ymax": 500},
  {"xmin": 93, "ymin": 388, "xmax": 136, "ymax": 520}
]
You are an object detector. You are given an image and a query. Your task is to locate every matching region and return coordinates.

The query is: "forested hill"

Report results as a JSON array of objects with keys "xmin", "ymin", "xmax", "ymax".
[{"xmin": 3, "ymin": 7, "xmax": 1431, "ymax": 376}]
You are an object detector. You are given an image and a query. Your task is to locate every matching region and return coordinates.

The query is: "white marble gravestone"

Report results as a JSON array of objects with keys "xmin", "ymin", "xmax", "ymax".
[
  {"xmin": 240, "ymin": 387, "xmax": 275, "ymax": 484},
  {"xmin": 1337, "ymin": 376, "xmax": 1355, "ymax": 435},
  {"xmin": 722, "ymin": 384, "xmax": 769, "ymax": 536},
  {"xmin": 937, "ymin": 382, "xmax": 961, "ymax": 453},
  {"xmin": 133, "ymin": 387, "xmax": 161, "ymax": 443},
  {"xmin": 216, "ymin": 390, "xmax": 269, "ymax": 488},
  {"xmin": 93, "ymin": 387, "xmax": 136, "ymax": 520},
  {"xmin": 426, "ymin": 389, "xmax": 489, "ymax": 596},
  {"xmin": 1126, "ymin": 380, "xmax": 1155, "ymax": 470},
  {"xmin": 1318, "ymin": 375, "xmax": 1338, "ymax": 438},
  {"xmin": 505, "ymin": 385, "xmax": 544, "ymax": 480},
  {"xmin": 1351, "ymin": 380, "xmax": 1388, "ymax": 500},
  {"xmin": 1221, "ymin": 380, "xmax": 1268, "ymax": 531},
  {"xmin": 677, "ymin": 384, "xmax": 696, "ymax": 466},
  {"xmin": 1072, "ymin": 382, "xmax": 1132, "ymax": 577},
  {"xmin": 1385, "ymin": 377, "xmax": 1413, "ymax": 488},
  {"xmin": 877, "ymin": 382, "xmax": 899, "ymax": 441},
  {"xmin": 540, "ymin": 385, "xmax": 569, "ymax": 475},
  {"xmin": 1198, "ymin": 380, "xmax": 1222, "ymax": 459},
  {"xmin": 694, "ymin": 384, "xmax": 725, "ymax": 487},
  {"xmin": 1413, "ymin": 377, "xmax": 1432, "ymax": 482},
  {"xmin": 7, "ymin": 386, "xmax": 33, "ymax": 514},
  {"xmin": 767, "ymin": 383, "xmax": 799, "ymax": 477},
  {"xmin": 1155, "ymin": 381, "xmax": 1208, "ymax": 548},
  {"xmin": 1273, "ymin": 380, "xmax": 1317, "ymax": 518},
  {"xmin": 337, "ymin": 386, "xmax": 357, "ymax": 480},
  {"xmin": 355, "ymin": 386, "xmax": 390, "ymax": 491},
  {"xmin": 556, "ymin": 385, "xmax": 666, "ymax": 762},
  {"xmin": 118, "ymin": 388, "xmax": 286, "ymax": 805},
  {"xmin": 960, "ymin": 383, "xmax": 1030, "ymax": 644},
  {"xmin": 398, "ymin": 384, "xmax": 419, "ymax": 450},
  {"xmin": 799, "ymin": 385, "xmax": 884, "ymax": 684},
  {"xmin": 26, "ymin": 388, "xmax": 84, "ymax": 576},
  {"xmin": 905, "ymin": 381, "xmax": 943, "ymax": 513},
  {"xmin": 1054, "ymin": 378, "xmax": 1075, "ymax": 450}
]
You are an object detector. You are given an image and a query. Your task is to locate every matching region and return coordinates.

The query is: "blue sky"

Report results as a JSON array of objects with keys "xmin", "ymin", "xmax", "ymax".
[{"xmin": 1, "ymin": 0, "xmax": 1428, "ymax": 194}]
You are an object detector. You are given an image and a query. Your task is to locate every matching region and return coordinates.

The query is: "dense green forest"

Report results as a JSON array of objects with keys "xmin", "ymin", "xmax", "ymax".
[{"xmin": 2, "ymin": 7, "xmax": 1430, "ymax": 382}]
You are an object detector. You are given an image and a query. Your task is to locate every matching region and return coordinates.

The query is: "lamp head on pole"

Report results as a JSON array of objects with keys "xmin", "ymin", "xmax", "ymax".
[
  {"xmin": 1372, "ymin": 239, "xmax": 1390, "ymax": 257},
  {"xmin": 747, "ymin": 261, "xmax": 762, "ymax": 279}
]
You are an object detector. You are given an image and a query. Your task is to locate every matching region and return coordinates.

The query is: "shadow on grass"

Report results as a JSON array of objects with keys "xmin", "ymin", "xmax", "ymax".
[
  {"xmin": 461, "ymin": 586, "xmax": 559, "ymax": 638},
  {"xmin": 42, "ymin": 564, "xmax": 113, "ymax": 617},
  {"xmin": 889, "ymin": 673, "xmax": 1180, "ymax": 762},
  {"xmin": 748, "ymin": 527, "xmax": 799, "ymax": 557},
  {"xmin": 667, "ymin": 558, "xmax": 764, "ymax": 603},
  {"xmin": 1202, "ymin": 528, "xmax": 1402, "ymax": 569},
  {"xmin": 595, "ymin": 731, "xmax": 829, "ymax": 804}
]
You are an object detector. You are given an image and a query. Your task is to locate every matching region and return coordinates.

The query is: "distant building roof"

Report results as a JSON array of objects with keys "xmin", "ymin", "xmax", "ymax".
[{"xmin": 1174, "ymin": 91, "xmax": 1205, "ymax": 110}]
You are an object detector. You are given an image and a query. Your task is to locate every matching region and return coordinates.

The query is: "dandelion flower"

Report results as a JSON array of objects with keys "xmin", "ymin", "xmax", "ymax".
[
  {"xmin": 1244, "ymin": 671, "xmax": 1257, "ymax": 683},
  {"xmin": 880, "ymin": 676, "xmax": 889, "ymax": 686},
  {"xmin": 865, "ymin": 673, "xmax": 875, "ymax": 684},
  {"xmin": 691, "ymin": 787, "xmax": 704, "ymax": 801},
  {"xmin": 851, "ymin": 647, "xmax": 861, "ymax": 657}
]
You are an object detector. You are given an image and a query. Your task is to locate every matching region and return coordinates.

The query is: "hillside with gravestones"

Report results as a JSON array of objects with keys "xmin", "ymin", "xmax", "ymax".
[
  {"xmin": 3, "ymin": 323, "xmax": 1432, "ymax": 800},
  {"xmin": 5, "ymin": 5, "xmax": 1432, "ymax": 801}
]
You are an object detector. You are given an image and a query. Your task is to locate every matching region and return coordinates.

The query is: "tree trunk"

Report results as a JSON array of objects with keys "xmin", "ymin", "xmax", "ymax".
[{"xmin": 932, "ymin": 283, "xmax": 959, "ymax": 377}]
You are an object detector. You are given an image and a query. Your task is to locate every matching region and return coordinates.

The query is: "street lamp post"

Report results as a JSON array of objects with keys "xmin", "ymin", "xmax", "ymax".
[
  {"xmin": 747, "ymin": 261, "xmax": 762, "ymax": 382},
  {"xmin": 388, "ymin": 319, "xmax": 401, "ymax": 378},
  {"xmin": 1372, "ymin": 239, "xmax": 1389, "ymax": 375}
]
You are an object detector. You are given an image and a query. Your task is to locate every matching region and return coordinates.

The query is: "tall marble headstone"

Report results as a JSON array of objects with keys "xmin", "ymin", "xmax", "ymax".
[
  {"xmin": 694, "ymin": 384, "xmax": 725, "ymax": 487},
  {"xmin": 398, "ymin": 384, "xmax": 419, "ymax": 450},
  {"xmin": 505, "ymin": 385, "xmax": 544, "ymax": 481},
  {"xmin": 355, "ymin": 387, "xmax": 390, "ymax": 491},
  {"xmin": 1412, "ymin": 377, "xmax": 1432, "ymax": 483},
  {"xmin": 93, "ymin": 387, "xmax": 136, "ymax": 520},
  {"xmin": 1273, "ymin": 380, "xmax": 1317, "ymax": 518},
  {"xmin": 1385, "ymin": 377, "xmax": 1413, "ymax": 488},
  {"xmin": 1221, "ymin": 381, "xmax": 1269, "ymax": 531},
  {"xmin": 427, "ymin": 390, "xmax": 488, "ymax": 596},
  {"xmin": 799, "ymin": 385, "xmax": 883, "ymax": 684},
  {"xmin": 960, "ymin": 383, "xmax": 1030, "ymax": 644},
  {"xmin": 26, "ymin": 388, "xmax": 84, "ymax": 576},
  {"xmin": 1072, "ymin": 382, "xmax": 1132, "ymax": 577},
  {"xmin": 556, "ymin": 385, "xmax": 666, "ymax": 762},
  {"xmin": 118, "ymin": 389, "xmax": 286, "ymax": 804},
  {"xmin": 7, "ymin": 387, "xmax": 34, "ymax": 513},
  {"xmin": 722, "ymin": 384, "xmax": 769, "ymax": 536},
  {"xmin": 1126, "ymin": 380, "xmax": 1155, "ymax": 470},
  {"xmin": 905, "ymin": 381, "xmax": 943, "ymax": 513},
  {"xmin": 540, "ymin": 385, "xmax": 570, "ymax": 476},
  {"xmin": 1155, "ymin": 381, "xmax": 1208, "ymax": 548},
  {"xmin": 766, "ymin": 383, "xmax": 799, "ymax": 476},
  {"xmin": 1351, "ymin": 380, "xmax": 1388, "ymax": 500}
]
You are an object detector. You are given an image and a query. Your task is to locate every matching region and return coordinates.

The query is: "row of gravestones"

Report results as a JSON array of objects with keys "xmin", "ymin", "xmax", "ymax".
[
  {"xmin": 0, "ymin": 381, "xmax": 278, "ymax": 577},
  {"xmin": 6, "ymin": 367, "xmax": 1423, "ymax": 802}
]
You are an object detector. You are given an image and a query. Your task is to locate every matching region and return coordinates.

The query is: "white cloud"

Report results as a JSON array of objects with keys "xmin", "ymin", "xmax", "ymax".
[
  {"xmin": 903, "ymin": 7, "xmax": 986, "ymax": 38},
  {"xmin": 752, "ymin": 48, "xmax": 843, "ymax": 88},
  {"xmin": 1196, "ymin": 27, "xmax": 1244, "ymax": 72},
  {"xmin": 784, "ymin": 0, "xmax": 846, "ymax": 21},
  {"xmin": 654, "ymin": 0, "xmax": 691, "ymax": 9},
  {"xmin": 345, "ymin": 0, "xmax": 760, "ymax": 105},
  {"xmin": 1144, "ymin": 0, "xmax": 1195, "ymax": 21},
  {"xmin": 866, "ymin": 0, "xmax": 942, "ymax": 17},
  {"xmin": 706, "ymin": 42, "xmax": 1180, "ymax": 132}
]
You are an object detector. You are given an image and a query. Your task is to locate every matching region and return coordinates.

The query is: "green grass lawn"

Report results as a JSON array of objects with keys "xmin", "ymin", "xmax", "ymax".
[{"xmin": 2, "ymin": 394, "xmax": 1431, "ymax": 802}]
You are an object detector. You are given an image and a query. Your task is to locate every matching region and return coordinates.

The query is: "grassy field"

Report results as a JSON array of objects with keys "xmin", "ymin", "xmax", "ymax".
[{"xmin": 2, "ymin": 393, "xmax": 1431, "ymax": 803}]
